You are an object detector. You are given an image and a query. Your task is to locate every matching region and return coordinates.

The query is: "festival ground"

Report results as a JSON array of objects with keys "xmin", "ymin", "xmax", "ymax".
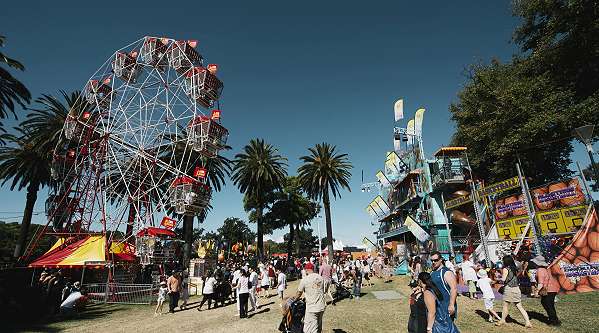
[{"xmin": 10, "ymin": 276, "xmax": 598, "ymax": 333}]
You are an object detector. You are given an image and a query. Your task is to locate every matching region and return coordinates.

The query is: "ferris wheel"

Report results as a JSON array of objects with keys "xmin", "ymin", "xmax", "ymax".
[{"xmin": 28, "ymin": 36, "xmax": 229, "ymax": 260}]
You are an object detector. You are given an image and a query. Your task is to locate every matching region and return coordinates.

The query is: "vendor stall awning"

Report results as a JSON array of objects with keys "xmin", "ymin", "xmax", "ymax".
[
  {"xmin": 29, "ymin": 235, "xmax": 106, "ymax": 268},
  {"xmin": 30, "ymin": 236, "xmax": 136, "ymax": 268},
  {"xmin": 433, "ymin": 146, "xmax": 467, "ymax": 157}
]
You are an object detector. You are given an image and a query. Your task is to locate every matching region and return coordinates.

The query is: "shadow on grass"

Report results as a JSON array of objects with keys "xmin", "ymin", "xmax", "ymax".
[
  {"xmin": 259, "ymin": 301, "xmax": 275, "ymax": 308},
  {"xmin": 4, "ymin": 303, "xmax": 122, "ymax": 333},
  {"xmin": 527, "ymin": 310, "xmax": 551, "ymax": 325},
  {"xmin": 332, "ymin": 329, "xmax": 348, "ymax": 333},
  {"xmin": 248, "ymin": 307, "xmax": 270, "ymax": 318}
]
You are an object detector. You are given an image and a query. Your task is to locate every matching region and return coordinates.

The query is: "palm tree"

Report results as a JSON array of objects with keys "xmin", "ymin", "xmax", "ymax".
[
  {"xmin": 5, "ymin": 91, "xmax": 90, "ymax": 259},
  {"xmin": 0, "ymin": 35, "xmax": 31, "ymax": 138},
  {"xmin": 231, "ymin": 138, "xmax": 287, "ymax": 259},
  {"xmin": 20, "ymin": 91, "xmax": 91, "ymax": 153},
  {"xmin": 0, "ymin": 131, "xmax": 52, "ymax": 258},
  {"xmin": 298, "ymin": 143, "xmax": 352, "ymax": 257}
]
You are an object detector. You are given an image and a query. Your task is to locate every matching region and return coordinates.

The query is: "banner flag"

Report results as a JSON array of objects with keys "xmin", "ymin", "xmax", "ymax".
[
  {"xmin": 385, "ymin": 151, "xmax": 401, "ymax": 175},
  {"xmin": 373, "ymin": 195, "xmax": 390, "ymax": 215},
  {"xmin": 376, "ymin": 170, "xmax": 391, "ymax": 188},
  {"xmin": 394, "ymin": 99, "xmax": 404, "ymax": 121},
  {"xmin": 394, "ymin": 137, "xmax": 402, "ymax": 152},
  {"xmin": 407, "ymin": 119, "xmax": 415, "ymax": 145},
  {"xmin": 405, "ymin": 216, "xmax": 430, "ymax": 242},
  {"xmin": 414, "ymin": 108, "xmax": 425, "ymax": 137}
]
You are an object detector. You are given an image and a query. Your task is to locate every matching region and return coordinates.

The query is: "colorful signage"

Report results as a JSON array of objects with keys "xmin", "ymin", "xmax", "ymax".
[
  {"xmin": 160, "ymin": 216, "xmax": 177, "ymax": 229},
  {"xmin": 547, "ymin": 208, "xmax": 599, "ymax": 294},
  {"xmin": 444, "ymin": 176, "xmax": 521, "ymax": 210}
]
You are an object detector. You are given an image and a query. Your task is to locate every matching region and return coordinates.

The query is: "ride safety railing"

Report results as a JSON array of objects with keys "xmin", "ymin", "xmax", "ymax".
[{"xmin": 83, "ymin": 283, "xmax": 156, "ymax": 305}]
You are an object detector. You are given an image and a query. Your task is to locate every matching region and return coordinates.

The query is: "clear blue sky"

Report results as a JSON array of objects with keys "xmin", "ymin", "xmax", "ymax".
[{"xmin": 1, "ymin": 1, "xmax": 594, "ymax": 246}]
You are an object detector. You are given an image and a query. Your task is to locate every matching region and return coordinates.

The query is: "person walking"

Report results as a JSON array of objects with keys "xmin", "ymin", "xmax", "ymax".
[
  {"xmin": 167, "ymin": 271, "xmax": 182, "ymax": 313},
  {"xmin": 276, "ymin": 268, "xmax": 287, "ymax": 300},
  {"xmin": 533, "ymin": 255, "xmax": 561, "ymax": 326},
  {"xmin": 496, "ymin": 255, "xmax": 532, "ymax": 328},
  {"xmin": 296, "ymin": 262, "xmax": 327, "ymax": 333},
  {"xmin": 460, "ymin": 254, "xmax": 478, "ymax": 299},
  {"xmin": 319, "ymin": 257, "xmax": 334, "ymax": 303},
  {"xmin": 429, "ymin": 252, "xmax": 458, "ymax": 321},
  {"xmin": 198, "ymin": 273, "xmax": 217, "ymax": 311},
  {"xmin": 248, "ymin": 266, "xmax": 259, "ymax": 311},
  {"xmin": 419, "ymin": 272, "xmax": 460, "ymax": 333},
  {"xmin": 233, "ymin": 269, "xmax": 251, "ymax": 318},
  {"xmin": 476, "ymin": 269, "xmax": 501, "ymax": 323},
  {"xmin": 180, "ymin": 271, "xmax": 189, "ymax": 310}
]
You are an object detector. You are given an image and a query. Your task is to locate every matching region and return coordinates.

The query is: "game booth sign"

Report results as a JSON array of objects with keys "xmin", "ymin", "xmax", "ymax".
[
  {"xmin": 492, "ymin": 177, "xmax": 599, "ymax": 294},
  {"xmin": 494, "ymin": 178, "xmax": 587, "ymax": 240}
]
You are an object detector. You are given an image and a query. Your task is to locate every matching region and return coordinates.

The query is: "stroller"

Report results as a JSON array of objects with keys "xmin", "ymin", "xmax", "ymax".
[
  {"xmin": 332, "ymin": 281, "xmax": 352, "ymax": 303},
  {"xmin": 278, "ymin": 298, "xmax": 305, "ymax": 333}
]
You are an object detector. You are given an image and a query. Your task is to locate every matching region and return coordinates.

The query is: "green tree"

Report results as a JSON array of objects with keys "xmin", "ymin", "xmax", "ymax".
[
  {"xmin": 231, "ymin": 139, "xmax": 287, "ymax": 259},
  {"xmin": 298, "ymin": 143, "xmax": 352, "ymax": 257},
  {"xmin": 284, "ymin": 227, "xmax": 318, "ymax": 257},
  {"xmin": 513, "ymin": 0, "xmax": 599, "ymax": 104},
  {"xmin": 450, "ymin": 60, "xmax": 576, "ymax": 184},
  {"xmin": 217, "ymin": 217, "xmax": 256, "ymax": 249},
  {"xmin": 0, "ymin": 131, "xmax": 51, "ymax": 259},
  {"xmin": 20, "ymin": 91, "xmax": 91, "ymax": 153},
  {"xmin": 161, "ymin": 128, "xmax": 232, "ymax": 267},
  {"xmin": 262, "ymin": 176, "xmax": 319, "ymax": 259},
  {"xmin": 0, "ymin": 35, "xmax": 31, "ymax": 139}
]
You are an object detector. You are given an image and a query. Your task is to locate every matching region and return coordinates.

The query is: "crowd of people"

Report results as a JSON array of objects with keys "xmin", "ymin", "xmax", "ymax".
[
  {"xmin": 154, "ymin": 253, "xmax": 397, "ymax": 332},
  {"xmin": 407, "ymin": 251, "xmax": 562, "ymax": 333}
]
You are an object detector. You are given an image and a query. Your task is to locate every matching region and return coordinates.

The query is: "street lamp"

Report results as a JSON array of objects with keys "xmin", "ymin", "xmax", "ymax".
[{"xmin": 574, "ymin": 125, "xmax": 598, "ymax": 181}]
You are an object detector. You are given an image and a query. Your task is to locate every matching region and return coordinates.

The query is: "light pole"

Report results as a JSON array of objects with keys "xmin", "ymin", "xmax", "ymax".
[{"xmin": 574, "ymin": 125, "xmax": 598, "ymax": 182}]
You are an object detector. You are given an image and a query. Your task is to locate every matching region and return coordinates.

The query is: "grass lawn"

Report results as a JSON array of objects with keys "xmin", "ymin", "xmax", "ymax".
[{"xmin": 11, "ymin": 276, "xmax": 599, "ymax": 333}]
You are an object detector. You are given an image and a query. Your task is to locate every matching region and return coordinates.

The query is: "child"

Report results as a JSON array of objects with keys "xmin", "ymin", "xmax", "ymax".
[
  {"xmin": 476, "ymin": 269, "xmax": 501, "ymax": 323},
  {"xmin": 276, "ymin": 269, "xmax": 286, "ymax": 300},
  {"xmin": 155, "ymin": 281, "xmax": 168, "ymax": 316}
]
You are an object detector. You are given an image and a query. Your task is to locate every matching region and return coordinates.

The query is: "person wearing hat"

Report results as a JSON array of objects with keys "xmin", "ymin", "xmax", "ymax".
[
  {"xmin": 533, "ymin": 255, "xmax": 561, "ymax": 326},
  {"xmin": 476, "ymin": 269, "xmax": 501, "ymax": 323},
  {"xmin": 296, "ymin": 262, "xmax": 327, "ymax": 333}
]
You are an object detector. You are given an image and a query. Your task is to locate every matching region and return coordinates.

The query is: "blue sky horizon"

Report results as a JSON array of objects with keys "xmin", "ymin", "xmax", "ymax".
[{"xmin": 1, "ymin": 1, "xmax": 596, "ymax": 247}]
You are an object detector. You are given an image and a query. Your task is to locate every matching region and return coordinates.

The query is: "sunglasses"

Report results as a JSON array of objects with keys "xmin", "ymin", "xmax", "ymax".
[{"xmin": 431, "ymin": 258, "xmax": 442, "ymax": 262}]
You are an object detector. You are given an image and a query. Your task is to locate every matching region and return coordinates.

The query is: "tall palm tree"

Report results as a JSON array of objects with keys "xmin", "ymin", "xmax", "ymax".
[
  {"xmin": 231, "ymin": 138, "xmax": 287, "ymax": 259},
  {"xmin": 0, "ymin": 35, "xmax": 31, "ymax": 138},
  {"xmin": 0, "ymin": 131, "xmax": 52, "ymax": 258},
  {"xmin": 298, "ymin": 143, "xmax": 352, "ymax": 257},
  {"xmin": 6, "ymin": 91, "xmax": 89, "ymax": 258}
]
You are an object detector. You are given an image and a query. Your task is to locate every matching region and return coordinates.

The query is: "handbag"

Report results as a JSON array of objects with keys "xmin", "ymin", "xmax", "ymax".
[{"xmin": 538, "ymin": 286, "xmax": 548, "ymax": 296}]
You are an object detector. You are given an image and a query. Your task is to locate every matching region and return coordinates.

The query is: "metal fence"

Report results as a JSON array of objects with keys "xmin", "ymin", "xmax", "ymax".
[{"xmin": 84, "ymin": 283, "xmax": 156, "ymax": 305}]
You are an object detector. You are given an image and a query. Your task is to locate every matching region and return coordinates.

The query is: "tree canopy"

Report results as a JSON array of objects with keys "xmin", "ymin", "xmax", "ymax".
[{"xmin": 450, "ymin": 1, "xmax": 599, "ymax": 184}]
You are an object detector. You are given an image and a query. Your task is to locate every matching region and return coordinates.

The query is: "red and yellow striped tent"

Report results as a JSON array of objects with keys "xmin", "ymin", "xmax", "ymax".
[{"xmin": 29, "ymin": 235, "xmax": 135, "ymax": 268}]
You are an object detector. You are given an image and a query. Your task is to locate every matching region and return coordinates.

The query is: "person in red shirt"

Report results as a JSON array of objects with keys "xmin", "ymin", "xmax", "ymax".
[{"xmin": 533, "ymin": 256, "xmax": 561, "ymax": 326}]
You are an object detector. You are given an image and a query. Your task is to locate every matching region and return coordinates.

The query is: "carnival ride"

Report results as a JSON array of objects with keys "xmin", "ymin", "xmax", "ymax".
[{"xmin": 26, "ymin": 36, "xmax": 229, "ymax": 269}]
